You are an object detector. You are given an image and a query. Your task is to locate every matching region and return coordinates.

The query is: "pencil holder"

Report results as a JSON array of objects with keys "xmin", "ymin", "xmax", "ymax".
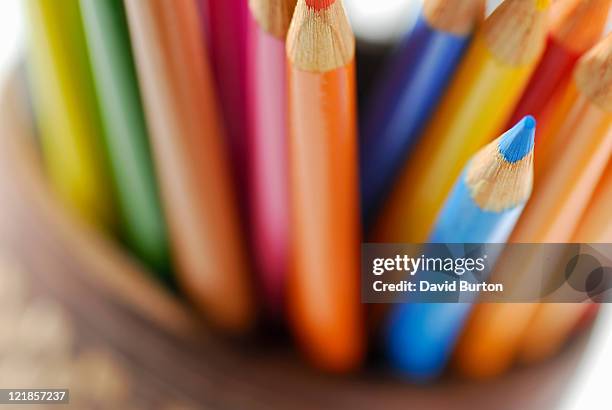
[{"xmin": 0, "ymin": 69, "xmax": 592, "ymax": 409}]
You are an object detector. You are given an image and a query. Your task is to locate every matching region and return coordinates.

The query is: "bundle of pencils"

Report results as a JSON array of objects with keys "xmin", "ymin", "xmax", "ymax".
[
  {"xmin": 23, "ymin": 0, "xmax": 612, "ymax": 380},
  {"xmin": 455, "ymin": 33, "xmax": 612, "ymax": 378},
  {"xmin": 374, "ymin": 0, "xmax": 549, "ymax": 243},
  {"xmin": 360, "ymin": 0, "xmax": 484, "ymax": 224}
]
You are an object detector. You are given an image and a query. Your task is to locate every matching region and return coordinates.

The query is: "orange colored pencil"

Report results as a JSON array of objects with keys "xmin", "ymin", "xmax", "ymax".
[
  {"xmin": 518, "ymin": 159, "xmax": 612, "ymax": 363},
  {"xmin": 454, "ymin": 34, "xmax": 612, "ymax": 377},
  {"xmin": 286, "ymin": 0, "xmax": 364, "ymax": 371},
  {"xmin": 124, "ymin": 0, "xmax": 254, "ymax": 332},
  {"xmin": 573, "ymin": 160, "xmax": 612, "ymax": 243},
  {"xmin": 531, "ymin": 0, "xmax": 611, "ymax": 176}
]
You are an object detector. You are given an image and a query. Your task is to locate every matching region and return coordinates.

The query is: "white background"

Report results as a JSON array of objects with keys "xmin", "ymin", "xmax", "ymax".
[
  {"xmin": 0, "ymin": 1, "xmax": 609, "ymax": 409},
  {"xmin": 0, "ymin": 0, "xmax": 22, "ymax": 85}
]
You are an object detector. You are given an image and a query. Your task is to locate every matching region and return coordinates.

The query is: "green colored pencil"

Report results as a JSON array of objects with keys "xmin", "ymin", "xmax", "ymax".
[{"xmin": 80, "ymin": 0, "xmax": 171, "ymax": 276}]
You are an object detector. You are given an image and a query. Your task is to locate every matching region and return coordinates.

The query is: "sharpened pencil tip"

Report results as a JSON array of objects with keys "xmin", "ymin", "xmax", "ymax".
[{"xmin": 498, "ymin": 116, "xmax": 536, "ymax": 163}]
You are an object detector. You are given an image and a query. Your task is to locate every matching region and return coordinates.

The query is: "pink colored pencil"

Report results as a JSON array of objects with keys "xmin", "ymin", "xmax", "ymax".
[
  {"xmin": 203, "ymin": 0, "xmax": 249, "ymax": 196},
  {"xmin": 246, "ymin": 0, "xmax": 296, "ymax": 316}
]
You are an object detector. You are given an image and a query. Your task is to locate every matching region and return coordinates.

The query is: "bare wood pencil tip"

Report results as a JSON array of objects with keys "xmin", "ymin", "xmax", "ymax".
[
  {"xmin": 466, "ymin": 117, "xmax": 535, "ymax": 212},
  {"xmin": 575, "ymin": 33, "xmax": 612, "ymax": 112},
  {"xmin": 423, "ymin": 0, "xmax": 485, "ymax": 36},
  {"xmin": 286, "ymin": 0, "xmax": 354, "ymax": 72},
  {"xmin": 483, "ymin": 0, "xmax": 550, "ymax": 66},
  {"xmin": 249, "ymin": 0, "xmax": 298, "ymax": 38}
]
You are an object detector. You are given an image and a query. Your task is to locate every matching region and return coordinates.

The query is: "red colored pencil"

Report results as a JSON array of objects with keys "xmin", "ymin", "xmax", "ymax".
[{"xmin": 506, "ymin": 0, "xmax": 610, "ymax": 134}]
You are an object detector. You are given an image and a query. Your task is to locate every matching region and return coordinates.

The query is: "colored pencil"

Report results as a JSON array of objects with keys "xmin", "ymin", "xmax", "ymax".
[
  {"xmin": 510, "ymin": 34, "xmax": 612, "ymax": 243},
  {"xmin": 25, "ymin": 0, "xmax": 116, "ymax": 228},
  {"xmin": 360, "ymin": 0, "xmax": 484, "ymax": 224},
  {"xmin": 80, "ymin": 0, "xmax": 171, "ymax": 276},
  {"xmin": 374, "ymin": 0, "xmax": 549, "ymax": 243},
  {"xmin": 246, "ymin": 0, "xmax": 296, "ymax": 316},
  {"xmin": 518, "ymin": 159, "xmax": 612, "ymax": 363},
  {"xmin": 204, "ymin": 0, "xmax": 250, "ymax": 196},
  {"xmin": 507, "ymin": 0, "xmax": 610, "ymax": 175},
  {"xmin": 385, "ymin": 116, "xmax": 535, "ymax": 381},
  {"xmin": 573, "ymin": 160, "xmax": 612, "ymax": 244},
  {"xmin": 507, "ymin": 0, "xmax": 609, "ymax": 127},
  {"xmin": 455, "ymin": 34, "xmax": 612, "ymax": 377},
  {"xmin": 286, "ymin": 0, "xmax": 363, "ymax": 371},
  {"xmin": 124, "ymin": 0, "xmax": 254, "ymax": 331}
]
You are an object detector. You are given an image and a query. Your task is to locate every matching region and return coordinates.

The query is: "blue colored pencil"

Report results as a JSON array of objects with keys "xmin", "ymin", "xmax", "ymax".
[
  {"xmin": 385, "ymin": 115, "xmax": 536, "ymax": 381},
  {"xmin": 360, "ymin": 0, "xmax": 483, "ymax": 225}
]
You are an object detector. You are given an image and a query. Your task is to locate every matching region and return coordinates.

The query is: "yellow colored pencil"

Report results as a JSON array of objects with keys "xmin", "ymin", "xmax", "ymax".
[
  {"xmin": 25, "ymin": 0, "xmax": 116, "ymax": 228},
  {"xmin": 455, "ymin": 34, "xmax": 612, "ymax": 376},
  {"xmin": 374, "ymin": 0, "xmax": 549, "ymax": 242}
]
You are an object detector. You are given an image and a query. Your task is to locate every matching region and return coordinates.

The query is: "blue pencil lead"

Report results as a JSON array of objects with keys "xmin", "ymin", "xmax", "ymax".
[{"xmin": 499, "ymin": 115, "xmax": 536, "ymax": 163}]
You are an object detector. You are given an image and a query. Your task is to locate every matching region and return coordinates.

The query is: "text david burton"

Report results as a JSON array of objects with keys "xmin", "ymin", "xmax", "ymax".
[{"xmin": 372, "ymin": 280, "xmax": 503, "ymax": 293}]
